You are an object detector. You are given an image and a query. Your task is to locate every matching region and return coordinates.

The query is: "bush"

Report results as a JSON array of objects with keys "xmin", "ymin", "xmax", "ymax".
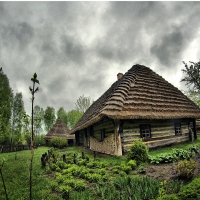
[
  {"xmin": 176, "ymin": 159, "xmax": 197, "ymax": 179},
  {"xmin": 127, "ymin": 139, "xmax": 149, "ymax": 164},
  {"xmin": 49, "ymin": 137, "xmax": 67, "ymax": 148},
  {"xmin": 178, "ymin": 177, "xmax": 200, "ymax": 199}
]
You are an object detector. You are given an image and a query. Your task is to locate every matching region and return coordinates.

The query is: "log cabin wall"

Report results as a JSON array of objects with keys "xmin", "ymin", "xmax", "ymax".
[
  {"xmin": 89, "ymin": 118, "xmax": 116, "ymax": 155},
  {"xmin": 121, "ymin": 119, "xmax": 192, "ymax": 152},
  {"xmin": 75, "ymin": 130, "xmax": 84, "ymax": 145}
]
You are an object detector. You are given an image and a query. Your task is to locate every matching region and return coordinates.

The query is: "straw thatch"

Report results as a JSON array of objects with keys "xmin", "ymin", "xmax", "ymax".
[
  {"xmin": 70, "ymin": 64, "xmax": 200, "ymax": 134},
  {"xmin": 44, "ymin": 120, "xmax": 74, "ymax": 140}
]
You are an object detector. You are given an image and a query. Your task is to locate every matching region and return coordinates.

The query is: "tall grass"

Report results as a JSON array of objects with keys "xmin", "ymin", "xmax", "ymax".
[{"xmin": 0, "ymin": 147, "xmax": 60, "ymax": 200}]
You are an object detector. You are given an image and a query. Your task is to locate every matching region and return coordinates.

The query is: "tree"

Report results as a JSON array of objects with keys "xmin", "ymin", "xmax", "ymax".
[
  {"xmin": 183, "ymin": 90, "xmax": 200, "ymax": 108},
  {"xmin": 0, "ymin": 68, "xmax": 13, "ymax": 144},
  {"xmin": 56, "ymin": 107, "xmax": 68, "ymax": 125},
  {"xmin": 44, "ymin": 106, "xmax": 56, "ymax": 132},
  {"xmin": 10, "ymin": 92, "xmax": 25, "ymax": 146},
  {"xmin": 181, "ymin": 61, "xmax": 200, "ymax": 91},
  {"xmin": 33, "ymin": 105, "xmax": 44, "ymax": 145},
  {"xmin": 67, "ymin": 109, "xmax": 83, "ymax": 129},
  {"xmin": 29, "ymin": 72, "xmax": 39, "ymax": 200},
  {"xmin": 75, "ymin": 95, "xmax": 93, "ymax": 113}
]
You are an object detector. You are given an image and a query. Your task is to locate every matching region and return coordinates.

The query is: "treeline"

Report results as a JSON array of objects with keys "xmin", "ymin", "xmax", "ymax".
[{"xmin": 0, "ymin": 68, "xmax": 92, "ymax": 146}]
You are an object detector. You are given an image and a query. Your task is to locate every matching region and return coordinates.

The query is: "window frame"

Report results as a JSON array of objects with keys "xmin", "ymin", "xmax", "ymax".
[
  {"xmin": 140, "ymin": 124, "xmax": 151, "ymax": 139},
  {"xmin": 174, "ymin": 123, "xmax": 182, "ymax": 136}
]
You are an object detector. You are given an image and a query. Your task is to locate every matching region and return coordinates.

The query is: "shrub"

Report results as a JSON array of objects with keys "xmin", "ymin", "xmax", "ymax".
[
  {"xmin": 178, "ymin": 177, "xmax": 200, "ymax": 199},
  {"xmin": 127, "ymin": 139, "xmax": 149, "ymax": 164},
  {"xmin": 176, "ymin": 159, "xmax": 197, "ymax": 179},
  {"xmin": 49, "ymin": 137, "xmax": 67, "ymax": 148},
  {"xmin": 127, "ymin": 160, "xmax": 137, "ymax": 169}
]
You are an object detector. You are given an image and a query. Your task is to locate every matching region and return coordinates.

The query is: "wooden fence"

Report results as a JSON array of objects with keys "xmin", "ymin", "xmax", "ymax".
[{"xmin": 0, "ymin": 145, "xmax": 31, "ymax": 153}]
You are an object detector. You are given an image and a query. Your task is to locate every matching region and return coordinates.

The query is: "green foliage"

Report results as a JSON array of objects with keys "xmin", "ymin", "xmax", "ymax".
[
  {"xmin": 74, "ymin": 180, "xmax": 86, "ymax": 191},
  {"xmin": 49, "ymin": 137, "xmax": 67, "ymax": 148},
  {"xmin": 59, "ymin": 185, "xmax": 72, "ymax": 199},
  {"xmin": 149, "ymin": 146, "xmax": 199, "ymax": 164},
  {"xmin": 120, "ymin": 163, "xmax": 132, "ymax": 174},
  {"xmin": 183, "ymin": 89, "xmax": 200, "ymax": 107},
  {"xmin": 181, "ymin": 60, "xmax": 200, "ymax": 91},
  {"xmin": 178, "ymin": 177, "xmax": 200, "ymax": 200},
  {"xmin": 56, "ymin": 107, "xmax": 68, "ymax": 125},
  {"xmin": 67, "ymin": 109, "xmax": 83, "ymax": 129},
  {"xmin": 127, "ymin": 139, "xmax": 149, "ymax": 164},
  {"xmin": 176, "ymin": 159, "xmax": 197, "ymax": 179},
  {"xmin": 0, "ymin": 69, "xmax": 12, "ymax": 144},
  {"xmin": 158, "ymin": 194, "xmax": 179, "ymax": 200},
  {"xmin": 113, "ymin": 176, "xmax": 160, "ymax": 199},
  {"xmin": 138, "ymin": 164, "xmax": 146, "ymax": 174},
  {"xmin": 44, "ymin": 106, "xmax": 56, "ymax": 132},
  {"xmin": 10, "ymin": 92, "xmax": 25, "ymax": 146},
  {"xmin": 75, "ymin": 95, "xmax": 93, "ymax": 113},
  {"xmin": 127, "ymin": 159, "xmax": 137, "ymax": 169}
]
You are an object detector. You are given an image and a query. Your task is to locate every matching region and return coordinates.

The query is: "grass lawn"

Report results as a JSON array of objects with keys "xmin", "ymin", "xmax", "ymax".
[{"xmin": 0, "ymin": 137, "xmax": 200, "ymax": 200}]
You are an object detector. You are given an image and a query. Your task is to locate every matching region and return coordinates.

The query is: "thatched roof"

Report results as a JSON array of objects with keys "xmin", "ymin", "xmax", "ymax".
[
  {"xmin": 70, "ymin": 64, "xmax": 200, "ymax": 134},
  {"xmin": 44, "ymin": 120, "xmax": 74, "ymax": 140}
]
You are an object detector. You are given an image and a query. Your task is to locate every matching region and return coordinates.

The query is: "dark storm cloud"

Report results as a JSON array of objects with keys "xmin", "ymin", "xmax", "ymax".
[
  {"xmin": 1, "ymin": 1, "xmax": 200, "ymax": 117},
  {"xmin": 60, "ymin": 35, "xmax": 85, "ymax": 64},
  {"xmin": 150, "ymin": 30, "xmax": 184, "ymax": 66}
]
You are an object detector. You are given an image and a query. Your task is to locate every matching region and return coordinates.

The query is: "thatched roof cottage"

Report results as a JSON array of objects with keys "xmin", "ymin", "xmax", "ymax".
[
  {"xmin": 70, "ymin": 64, "xmax": 200, "ymax": 156},
  {"xmin": 44, "ymin": 120, "xmax": 74, "ymax": 146}
]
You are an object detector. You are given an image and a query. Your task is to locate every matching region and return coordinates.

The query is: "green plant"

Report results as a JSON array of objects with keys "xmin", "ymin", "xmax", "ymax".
[
  {"xmin": 138, "ymin": 165, "xmax": 146, "ymax": 174},
  {"xmin": 50, "ymin": 181, "xmax": 59, "ymax": 192},
  {"xmin": 74, "ymin": 180, "xmax": 86, "ymax": 191},
  {"xmin": 59, "ymin": 185, "xmax": 72, "ymax": 199},
  {"xmin": 0, "ymin": 158, "xmax": 8, "ymax": 200},
  {"xmin": 127, "ymin": 139, "xmax": 149, "ymax": 164},
  {"xmin": 85, "ymin": 173, "xmax": 102, "ymax": 183},
  {"xmin": 127, "ymin": 159, "xmax": 137, "ymax": 169},
  {"xmin": 178, "ymin": 177, "xmax": 200, "ymax": 199},
  {"xmin": 120, "ymin": 164, "xmax": 132, "ymax": 174},
  {"xmin": 49, "ymin": 137, "xmax": 67, "ymax": 148},
  {"xmin": 176, "ymin": 159, "xmax": 197, "ymax": 179}
]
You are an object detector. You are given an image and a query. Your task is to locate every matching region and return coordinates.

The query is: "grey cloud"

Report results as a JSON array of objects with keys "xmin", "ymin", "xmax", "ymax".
[{"xmin": 150, "ymin": 30, "xmax": 184, "ymax": 66}]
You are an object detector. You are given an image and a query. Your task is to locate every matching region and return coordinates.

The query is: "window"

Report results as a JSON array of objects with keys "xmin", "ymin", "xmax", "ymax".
[
  {"xmin": 100, "ymin": 129, "xmax": 105, "ymax": 141},
  {"xmin": 175, "ymin": 123, "xmax": 181, "ymax": 136},
  {"xmin": 140, "ymin": 125, "xmax": 151, "ymax": 138}
]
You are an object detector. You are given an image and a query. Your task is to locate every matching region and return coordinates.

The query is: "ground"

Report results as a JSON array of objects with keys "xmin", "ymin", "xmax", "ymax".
[{"xmin": 145, "ymin": 154, "xmax": 200, "ymax": 181}]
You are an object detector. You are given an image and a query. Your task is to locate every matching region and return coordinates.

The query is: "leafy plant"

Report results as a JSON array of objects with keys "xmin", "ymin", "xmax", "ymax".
[
  {"xmin": 127, "ymin": 159, "xmax": 137, "ymax": 169},
  {"xmin": 176, "ymin": 159, "xmax": 197, "ymax": 179},
  {"xmin": 178, "ymin": 177, "xmax": 200, "ymax": 199},
  {"xmin": 127, "ymin": 139, "xmax": 149, "ymax": 164},
  {"xmin": 138, "ymin": 165, "xmax": 146, "ymax": 174}
]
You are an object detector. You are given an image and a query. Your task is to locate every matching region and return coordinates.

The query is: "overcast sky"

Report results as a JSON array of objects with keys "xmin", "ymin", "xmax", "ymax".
[{"xmin": 1, "ymin": 1, "xmax": 200, "ymax": 115}]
